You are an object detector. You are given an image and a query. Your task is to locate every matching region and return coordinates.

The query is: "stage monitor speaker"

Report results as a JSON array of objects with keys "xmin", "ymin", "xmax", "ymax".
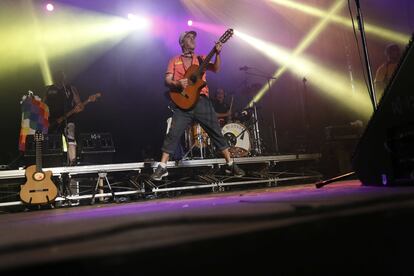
[
  {"xmin": 352, "ymin": 37, "xmax": 414, "ymax": 186},
  {"xmin": 79, "ymin": 132, "xmax": 115, "ymax": 164},
  {"xmin": 24, "ymin": 134, "xmax": 64, "ymax": 167}
]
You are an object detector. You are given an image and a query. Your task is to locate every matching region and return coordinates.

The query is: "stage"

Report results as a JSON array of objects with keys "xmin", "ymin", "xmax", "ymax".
[
  {"xmin": 0, "ymin": 154, "xmax": 322, "ymax": 207},
  {"xmin": 0, "ymin": 179, "xmax": 413, "ymax": 274}
]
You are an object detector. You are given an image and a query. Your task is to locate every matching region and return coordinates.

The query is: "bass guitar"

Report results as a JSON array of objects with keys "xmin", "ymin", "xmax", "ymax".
[
  {"xmin": 20, "ymin": 131, "xmax": 58, "ymax": 205},
  {"xmin": 169, "ymin": 29, "xmax": 234, "ymax": 110},
  {"xmin": 51, "ymin": 92, "xmax": 101, "ymax": 127}
]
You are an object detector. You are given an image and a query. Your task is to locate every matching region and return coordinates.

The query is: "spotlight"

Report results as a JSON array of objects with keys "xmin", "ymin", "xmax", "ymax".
[
  {"xmin": 46, "ymin": 3, "xmax": 54, "ymax": 12},
  {"xmin": 187, "ymin": 20, "xmax": 193, "ymax": 26},
  {"xmin": 127, "ymin": 14, "xmax": 150, "ymax": 29}
]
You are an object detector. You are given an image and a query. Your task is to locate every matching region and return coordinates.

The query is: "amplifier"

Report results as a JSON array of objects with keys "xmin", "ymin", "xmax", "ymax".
[
  {"xmin": 324, "ymin": 120, "xmax": 364, "ymax": 141},
  {"xmin": 79, "ymin": 133, "xmax": 115, "ymax": 164}
]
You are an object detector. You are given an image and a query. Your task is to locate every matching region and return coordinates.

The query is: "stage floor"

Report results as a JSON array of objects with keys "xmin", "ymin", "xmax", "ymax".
[{"xmin": 1, "ymin": 179, "xmax": 414, "ymax": 274}]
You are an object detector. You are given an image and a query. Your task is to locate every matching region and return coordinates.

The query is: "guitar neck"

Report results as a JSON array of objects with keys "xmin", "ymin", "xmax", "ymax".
[
  {"xmin": 62, "ymin": 99, "xmax": 91, "ymax": 119},
  {"xmin": 198, "ymin": 47, "xmax": 217, "ymax": 74},
  {"xmin": 35, "ymin": 136, "xmax": 42, "ymax": 172}
]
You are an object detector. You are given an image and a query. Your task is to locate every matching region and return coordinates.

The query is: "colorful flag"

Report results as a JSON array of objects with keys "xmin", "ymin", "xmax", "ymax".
[{"xmin": 18, "ymin": 93, "xmax": 49, "ymax": 151}]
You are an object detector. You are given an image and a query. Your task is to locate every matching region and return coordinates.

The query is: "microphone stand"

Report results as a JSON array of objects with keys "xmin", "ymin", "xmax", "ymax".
[
  {"xmin": 355, "ymin": 0, "xmax": 377, "ymax": 111},
  {"xmin": 244, "ymin": 69, "xmax": 279, "ymax": 154},
  {"xmin": 315, "ymin": 0, "xmax": 372, "ymax": 188}
]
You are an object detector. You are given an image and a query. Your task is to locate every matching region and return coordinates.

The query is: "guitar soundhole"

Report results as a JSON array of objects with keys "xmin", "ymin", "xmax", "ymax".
[
  {"xmin": 190, "ymin": 75, "xmax": 197, "ymax": 84},
  {"xmin": 33, "ymin": 172, "xmax": 45, "ymax": 181}
]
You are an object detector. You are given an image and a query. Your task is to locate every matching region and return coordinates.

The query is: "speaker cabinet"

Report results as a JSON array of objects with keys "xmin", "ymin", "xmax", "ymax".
[
  {"xmin": 79, "ymin": 133, "xmax": 115, "ymax": 164},
  {"xmin": 352, "ymin": 38, "xmax": 414, "ymax": 186}
]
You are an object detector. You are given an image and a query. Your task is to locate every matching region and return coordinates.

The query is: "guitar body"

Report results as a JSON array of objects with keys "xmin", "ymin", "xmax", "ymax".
[
  {"xmin": 20, "ymin": 165, "xmax": 57, "ymax": 205},
  {"xmin": 169, "ymin": 29, "xmax": 233, "ymax": 110},
  {"xmin": 169, "ymin": 64, "xmax": 206, "ymax": 110}
]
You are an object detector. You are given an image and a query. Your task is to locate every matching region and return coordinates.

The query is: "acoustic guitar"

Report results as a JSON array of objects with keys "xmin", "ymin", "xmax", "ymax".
[
  {"xmin": 169, "ymin": 29, "xmax": 234, "ymax": 110},
  {"xmin": 51, "ymin": 92, "xmax": 102, "ymax": 127},
  {"xmin": 20, "ymin": 131, "xmax": 58, "ymax": 205}
]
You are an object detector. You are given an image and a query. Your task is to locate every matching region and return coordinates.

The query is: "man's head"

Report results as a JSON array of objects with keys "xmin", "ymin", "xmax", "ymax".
[
  {"xmin": 385, "ymin": 43, "xmax": 401, "ymax": 63},
  {"xmin": 53, "ymin": 70, "xmax": 67, "ymax": 86},
  {"xmin": 179, "ymin": 31, "xmax": 197, "ymax": 53},
  {"xmin": 216, "ymin": 88, "xmax": 225, "ymax": 102}
]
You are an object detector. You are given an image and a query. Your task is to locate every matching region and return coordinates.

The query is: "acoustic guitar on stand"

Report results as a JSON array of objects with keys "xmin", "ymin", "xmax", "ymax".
[
  {"xmin": 20, "ymin": 131, "xmax": 58, "ymax": 205},
  {"xmin": 169, "ymin": 29, "xmax": 234, "ymax": 110}
]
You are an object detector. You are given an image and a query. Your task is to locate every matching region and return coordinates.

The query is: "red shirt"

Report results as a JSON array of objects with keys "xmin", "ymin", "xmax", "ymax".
[{"xmin": 166, "ymin": 54, "xmax": 209, "ymax": 97}]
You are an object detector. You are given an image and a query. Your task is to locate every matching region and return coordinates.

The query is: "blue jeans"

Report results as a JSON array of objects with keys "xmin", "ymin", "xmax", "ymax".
[{"xmin": 162, "ymin": 96, "xmax": 229, "ymax": 155}]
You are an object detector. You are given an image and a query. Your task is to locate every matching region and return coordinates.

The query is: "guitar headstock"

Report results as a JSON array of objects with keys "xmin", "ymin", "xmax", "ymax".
[
  {"xmin": 88, "ymin": 93, "xmax": 102, "ymax": 103},
  {"xmin": 34, "ymin": 131, "xmax": 44, "ymax": 143},
  {"xmin": 219, "ymin": 29, "xmax": 234, "ymax": 44}
]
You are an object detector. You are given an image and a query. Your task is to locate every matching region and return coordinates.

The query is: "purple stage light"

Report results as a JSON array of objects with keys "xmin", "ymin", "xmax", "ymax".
[{"xmin": 187, "ymin": 20, "xmax": 193, "ymax": 26}]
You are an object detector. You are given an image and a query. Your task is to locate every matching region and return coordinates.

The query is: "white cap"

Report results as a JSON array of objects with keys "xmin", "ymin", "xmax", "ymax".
[{"xmin": 179, "ymin": 30, "xmax": 197, "ymax": 46}]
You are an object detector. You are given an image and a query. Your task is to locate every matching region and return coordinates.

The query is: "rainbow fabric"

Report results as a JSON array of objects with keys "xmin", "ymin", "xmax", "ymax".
[{"xmin": 18, "ymin": 94, "xmax": 49, "ymax": 151}]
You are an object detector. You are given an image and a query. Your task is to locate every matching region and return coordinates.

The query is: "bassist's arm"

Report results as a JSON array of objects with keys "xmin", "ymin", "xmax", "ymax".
[{"xmin": 71, "ymin": 86, "xmax": 84, "ymax": 113}]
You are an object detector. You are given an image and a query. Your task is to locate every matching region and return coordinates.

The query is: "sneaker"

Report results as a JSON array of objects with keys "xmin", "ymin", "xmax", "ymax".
[
  {"xmin": 151, "ymin": 164, "xmax": 168, "ymax": 181},
  {"xmin": 225, "ymin": 163, "xmax": 245, "ymax": 177}
]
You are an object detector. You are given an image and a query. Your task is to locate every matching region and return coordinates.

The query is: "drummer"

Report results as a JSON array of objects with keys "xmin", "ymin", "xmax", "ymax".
[{"xmin": 212, "ymin": 88, "xmax": 233, "ymax": 127}]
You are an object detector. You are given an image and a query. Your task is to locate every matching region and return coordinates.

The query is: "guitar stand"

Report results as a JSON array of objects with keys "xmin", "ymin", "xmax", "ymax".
[{"xmin": 91, "ymin": 171, "xmax": 116, "ymax": 205}]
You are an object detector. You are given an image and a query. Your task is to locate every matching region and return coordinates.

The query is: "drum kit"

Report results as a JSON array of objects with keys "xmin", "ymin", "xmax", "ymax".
[{"xmin": 179, "ymin": 102, "xmax": 263, "ymax": 159}]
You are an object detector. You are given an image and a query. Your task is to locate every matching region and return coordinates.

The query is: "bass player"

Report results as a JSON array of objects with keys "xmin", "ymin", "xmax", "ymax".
[{"xmin": 44, "ymin": 70, "xmax": 84, "ymax": 166}]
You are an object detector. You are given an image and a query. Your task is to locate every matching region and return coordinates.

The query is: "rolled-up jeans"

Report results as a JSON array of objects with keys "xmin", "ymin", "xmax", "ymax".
[{"xmin": 161, "ymin": 96, "xmax": 229, "ymax": 155}]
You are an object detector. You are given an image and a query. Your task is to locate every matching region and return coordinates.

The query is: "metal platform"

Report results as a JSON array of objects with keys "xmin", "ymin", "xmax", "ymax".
[{"xmin": 0, "ymin": 153, "xmax": 322, "ymax": 208}]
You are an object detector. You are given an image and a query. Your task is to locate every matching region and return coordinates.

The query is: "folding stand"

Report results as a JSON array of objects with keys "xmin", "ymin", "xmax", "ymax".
[{"xmin": 91, "ymin": 171, "xmax": 115, "ymax": 204}]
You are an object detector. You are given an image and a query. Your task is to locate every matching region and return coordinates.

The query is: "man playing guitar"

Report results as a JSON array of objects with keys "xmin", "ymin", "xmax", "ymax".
[
  {"xmin": 44, "ymin": 70, "xmax": 84, "ymax": 166},
  {"xmin": 151, "ymin": 30, "xmax": 245, "ymax": 180}
]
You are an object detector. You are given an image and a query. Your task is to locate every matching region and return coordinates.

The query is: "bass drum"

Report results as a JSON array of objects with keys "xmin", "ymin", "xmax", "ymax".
[{"xmin": 221, "ymin": 122, "xmax": 251, "ymax": 157}]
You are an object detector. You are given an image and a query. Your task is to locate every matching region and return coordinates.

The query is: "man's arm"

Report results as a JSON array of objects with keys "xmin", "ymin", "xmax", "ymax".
[
  {"xmin": 71, "ymin": 86, "xmax": 84, "ymax": 113},
  {"xmin": 165, "ymin": 73, "xmax": 189, "ymax": 90},
  {"xmin": 216, "ymin": 110, "xmax": 231, "ymax": 118},
  {"xmin": 207, "ymin": 42, "xmax": 223, "ymax": 73}
]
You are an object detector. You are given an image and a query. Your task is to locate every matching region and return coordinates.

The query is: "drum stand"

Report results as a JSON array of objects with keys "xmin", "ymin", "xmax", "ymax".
[
  {"xmin": 182, "ymin": 126, "xmax": 208, "ymax": 160},
  {"xmin": 251, "ymin": 102, "xmax": 263, "ymax": 155}
]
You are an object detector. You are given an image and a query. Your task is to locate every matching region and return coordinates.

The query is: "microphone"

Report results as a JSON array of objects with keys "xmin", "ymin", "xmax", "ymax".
[{"xmin": 239, "ymin": 66, "xmax": 250, "ymax": 71}]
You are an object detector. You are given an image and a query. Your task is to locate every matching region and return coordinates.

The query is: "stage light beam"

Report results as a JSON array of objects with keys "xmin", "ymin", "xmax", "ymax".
[
  {"xmin": 248, "ymin": 0, "xmax": 347, "ymax": 106},
  {"xmin": 236, "ymin": 30, "xmax": 372, "ymax": 118},
  {"xmin": 267, "ymin": 0, "xmax": 409, "ymax": 45},
  {"xmin": 0, "ymin": 1, "xmax": 140, "ymax": 84}
]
